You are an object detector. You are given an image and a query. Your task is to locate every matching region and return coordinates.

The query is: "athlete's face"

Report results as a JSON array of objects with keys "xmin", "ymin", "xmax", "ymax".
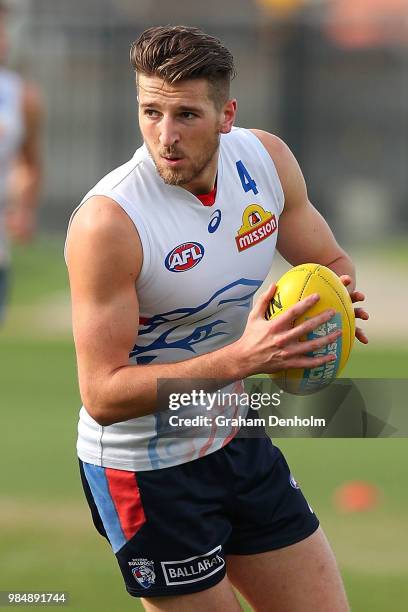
[{"xmin": 138, "ymin": 74, "xmax": 236, "ymax": 194}]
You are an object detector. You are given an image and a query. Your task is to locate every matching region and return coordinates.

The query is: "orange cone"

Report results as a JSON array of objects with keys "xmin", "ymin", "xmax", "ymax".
[{"xmin": 334, "ymin": 481, "xmax": 380, "ymax": 512}]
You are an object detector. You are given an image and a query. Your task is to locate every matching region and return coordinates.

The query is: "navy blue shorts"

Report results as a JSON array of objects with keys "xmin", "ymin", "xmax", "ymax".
[{"xmin": 79, "ymin": 434, "xmax": 319, "ymax": 598}]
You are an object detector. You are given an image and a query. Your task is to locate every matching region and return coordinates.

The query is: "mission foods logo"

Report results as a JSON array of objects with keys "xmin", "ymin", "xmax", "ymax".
[
  {"xmin": 236, "ymin": 204, "xmax": 277, "ymax": 252},
  {"xmin": 165, "ymin": 242, "xmax": 205, "ymax": 272},
  {"xmin": 161, "ymin": 545, "xmax": 225, "ymax": 586}
]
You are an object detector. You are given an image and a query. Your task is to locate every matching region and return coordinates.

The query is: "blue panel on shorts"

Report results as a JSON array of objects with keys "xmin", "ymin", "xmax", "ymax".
[{"xmin": 83, "ymin": 463, "xmax": 126, "ymax": 553}]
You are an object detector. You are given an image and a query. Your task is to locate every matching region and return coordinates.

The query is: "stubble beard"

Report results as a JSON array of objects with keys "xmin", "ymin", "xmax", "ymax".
[{"xmin": 146, "ymin": 131, "xmax": 220, "ymax": 188}]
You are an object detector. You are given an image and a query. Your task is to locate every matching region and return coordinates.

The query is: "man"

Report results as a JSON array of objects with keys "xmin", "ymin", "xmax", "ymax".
[
  {"xmin": 0, "ymin": 1, "xmax": 42, "ymax": 322},
  {"xmin": 66, "ymin": 25, "xmax": 368, "ymax": 611}
]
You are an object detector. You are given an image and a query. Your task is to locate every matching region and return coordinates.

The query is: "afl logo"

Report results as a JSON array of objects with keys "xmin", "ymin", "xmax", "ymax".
[{"xmin": 165, "ymin": 242, "xmax": 205, "ymax": 272}]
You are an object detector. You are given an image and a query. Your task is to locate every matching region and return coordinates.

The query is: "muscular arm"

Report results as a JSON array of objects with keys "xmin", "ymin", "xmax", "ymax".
[
  {"xmin": 66, "ymin": 196, "xmax": 339, "ymax": 426},
  {"xmin": 67, "ymin": 197, "xmax": 245, "ymax": 425},
  {"xmin": 251, "ymin": 129, "xmax": 368, "ymax": 342},
  {"xmin": 251, "ymin": 129, "xmax": 355, "ymax": 289},
  {"xmin": 7, "ymin": 82, "xmax": 43, "ymax": 242}
]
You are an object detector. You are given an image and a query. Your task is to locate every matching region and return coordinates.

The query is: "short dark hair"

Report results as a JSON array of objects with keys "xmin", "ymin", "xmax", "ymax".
[{"xmin": 130, "ymin": 25, "xmax": 236, "ymax": 108}]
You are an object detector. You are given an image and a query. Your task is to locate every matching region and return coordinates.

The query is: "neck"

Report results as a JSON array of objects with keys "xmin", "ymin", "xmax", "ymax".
[{"xmin": 181, "ymin": 149, "xmax": 219, "ymax": 196}]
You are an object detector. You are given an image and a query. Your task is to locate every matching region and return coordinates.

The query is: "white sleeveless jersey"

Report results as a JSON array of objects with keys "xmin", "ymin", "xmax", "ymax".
[
  {"xmin": 0, "ymin": 68, "xmax": 24, "ymax": 266},
  {"xmin": 68, "ymin": 127, "xmax": 284, "ymax": 471}
]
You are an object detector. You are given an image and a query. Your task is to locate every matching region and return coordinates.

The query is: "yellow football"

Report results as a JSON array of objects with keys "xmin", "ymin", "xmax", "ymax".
[{"xmin": 266, "ymin": 263, "xmax": 355, "ymax": 395}]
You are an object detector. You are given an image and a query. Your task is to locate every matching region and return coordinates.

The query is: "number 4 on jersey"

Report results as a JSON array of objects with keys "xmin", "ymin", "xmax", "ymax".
[{"xmin": 236, "ymin": 160, "xmax": 258, "ymax": 195}]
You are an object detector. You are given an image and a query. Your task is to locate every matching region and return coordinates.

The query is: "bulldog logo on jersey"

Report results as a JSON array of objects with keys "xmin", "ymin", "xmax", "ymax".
[
  {"xmin": 165, "ymin": 242, "xmax": 205, "ymax": 272},
  {"xmin": 236, "ymin": 204, "xmax": 277, "ymax": 252}
]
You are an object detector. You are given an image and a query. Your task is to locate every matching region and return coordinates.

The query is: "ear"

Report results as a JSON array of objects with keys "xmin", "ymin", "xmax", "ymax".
[{"xmin": 219, "ymin": 99, "xmax": 237, "ymax": 134}]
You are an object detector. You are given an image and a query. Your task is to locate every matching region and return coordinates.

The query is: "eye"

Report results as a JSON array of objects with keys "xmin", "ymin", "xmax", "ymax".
[
  {"xmin": 180, "ymin": 111, "xmax": 196, "ymax": 120},
  {"xmin": 144, "ymin": 109, "xmax": 160, "ymax": 118}
]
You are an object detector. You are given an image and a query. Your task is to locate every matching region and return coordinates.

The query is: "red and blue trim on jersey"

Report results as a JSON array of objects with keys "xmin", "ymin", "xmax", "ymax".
[{"xmin": 83, "ymin": 463, "xmax": 146, "ymax": 553}]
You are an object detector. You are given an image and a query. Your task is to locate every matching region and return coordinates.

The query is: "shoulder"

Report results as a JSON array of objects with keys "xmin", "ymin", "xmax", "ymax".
[
  {"xmin": 70, "ymin": 195, "xmax": 133, "ymax": 233},
  {"xmin": 249, "ymin": 129, "xmax": 306, "ymax": 200},
  {"xmin": 66, "ymin": 196, "xmax": 142, "ymax": 276},
  {"xmin": 222, "ymin": 127, "xmax": 292, "ymax": 174},
  {"xmin": 68, "ymin": 195, "xmax": 139, "ymax": 245},
  {"xmin": 250, "ymin": 130, "xmax": 297, "ymax": 175},
  {"xmin": 249, "ymin": 129, "xmax": 288, "ymax": 155}
]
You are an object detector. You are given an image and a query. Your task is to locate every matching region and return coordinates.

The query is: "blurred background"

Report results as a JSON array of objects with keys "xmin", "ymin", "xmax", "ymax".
[{"xmin": 1, "ymin": 1, "xmax": 407, "ymax": 611}]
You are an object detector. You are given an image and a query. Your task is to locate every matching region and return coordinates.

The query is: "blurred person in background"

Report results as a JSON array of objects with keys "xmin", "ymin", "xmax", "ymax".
[
  {"xmin": 0, "ymin": 0, "xmax": 42, "ymax": 322},
  {"xmin": 66, "ymin": 25, "xmax": 368, "ymax": 612}
]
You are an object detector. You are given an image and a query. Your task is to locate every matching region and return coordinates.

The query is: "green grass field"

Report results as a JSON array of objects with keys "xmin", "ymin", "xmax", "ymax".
[{"xmin": 1, "ymin": 237, "xmax": 407, "ymax": 611}]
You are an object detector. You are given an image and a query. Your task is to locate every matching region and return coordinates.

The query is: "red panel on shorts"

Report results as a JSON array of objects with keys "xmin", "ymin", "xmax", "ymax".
[{"xmin": 105, "ymin": 468, "xmax": 146, "ymax": 541}]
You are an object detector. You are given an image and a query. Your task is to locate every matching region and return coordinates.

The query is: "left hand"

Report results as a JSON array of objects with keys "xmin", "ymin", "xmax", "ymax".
[{"xmin": 339, "ymin": 275, "xmax": 369, "ymax": 344}]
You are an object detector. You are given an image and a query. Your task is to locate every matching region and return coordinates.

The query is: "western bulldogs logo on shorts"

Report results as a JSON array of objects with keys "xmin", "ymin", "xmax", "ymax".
[{"xmin": 128, "ymin": 558, "xmax": 156, "ymax": 589}]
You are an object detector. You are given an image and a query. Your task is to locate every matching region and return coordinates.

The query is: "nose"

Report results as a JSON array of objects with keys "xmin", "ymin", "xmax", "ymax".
[{"xmin": 159, "ymin": 116, "xmax": 180, "ymax": 148}]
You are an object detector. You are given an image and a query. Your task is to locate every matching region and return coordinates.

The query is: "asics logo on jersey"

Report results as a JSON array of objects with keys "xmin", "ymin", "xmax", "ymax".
[
  {"xmin": 165, "ymin": 242, "xmax": 205, "ymax": 272},
  {"xmin": 208, "ymin": 209, "xmax": 222, "ymax": 233}
]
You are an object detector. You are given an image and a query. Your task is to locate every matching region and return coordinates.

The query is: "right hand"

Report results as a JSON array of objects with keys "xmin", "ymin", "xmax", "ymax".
[{"xmin": 237, "ymin": 283, "xmax": 342, "ymax": 377}]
